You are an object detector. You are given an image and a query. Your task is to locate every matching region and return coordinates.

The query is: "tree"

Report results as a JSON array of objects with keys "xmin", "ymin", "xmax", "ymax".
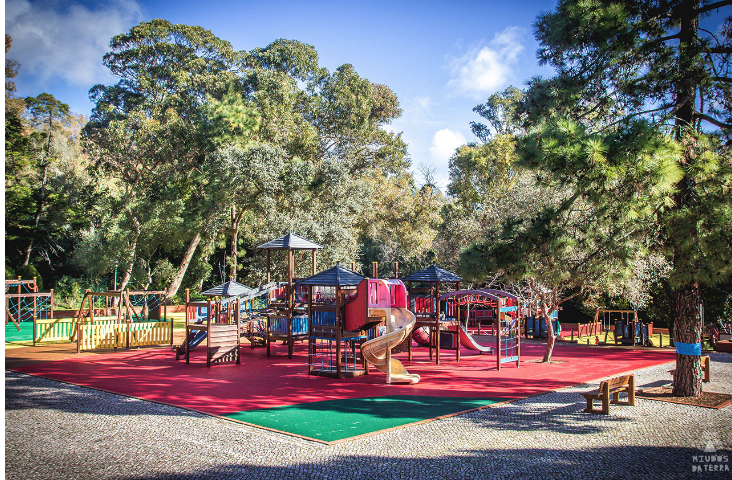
[
  {"xmin": 358, "ymin": 171, "xmax": 444, "ymax": 275},
  {"xmin": 461, "ymin": 119, "xmax": 685, "ymax": 362},
  {"xmin": 20, "ymin": 94, "xmax": 71, "ymax": 265},
  {"xmin": 522, "ymin": 0, "xmax": 732, "ymax": 395},
  {"xmin": 202, "ymin": 144, "xmax": 292, "ymax": 281},
  {"xmin": 243, "ymin": 39, "xmax": 409, "ymax": 175},
  {"xmin": 85, "ymin": 19, "xmax": 248, "ymax": 296},
  {"xmin": 5, "ymin": 35, "xmax": 24, "ymax": 116}
]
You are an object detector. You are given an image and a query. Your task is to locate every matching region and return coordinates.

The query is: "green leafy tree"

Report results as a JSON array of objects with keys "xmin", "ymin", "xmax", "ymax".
[
  {"xmin": 85, "ymin": 19, "xmax": 251, "ymax": 296},
  {"xmin": 202, "ymin": 144, "xmax": 294, "ymax": 281},
  {"xmin": 243, "ymin": 39, "xmax": 409, "ymax": 175},
  {"xmin": 462, "ymin": 120, "xmax": 684, "ymax": 362},
  {"xmin": 20, "ymin": 94, "xmax": 71, "ymax": 265}
]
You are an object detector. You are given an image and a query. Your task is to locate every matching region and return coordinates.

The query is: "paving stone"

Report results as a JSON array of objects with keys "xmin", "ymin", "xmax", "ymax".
[{"xmin": 5, "ymin": 353, "xmax": 732, "ymax": 479}]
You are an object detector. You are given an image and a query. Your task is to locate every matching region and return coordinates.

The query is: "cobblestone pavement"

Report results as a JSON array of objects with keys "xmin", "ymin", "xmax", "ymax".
[{"xmin": 6, "ymin": 353, "xmax": 732, "ymax": 480}]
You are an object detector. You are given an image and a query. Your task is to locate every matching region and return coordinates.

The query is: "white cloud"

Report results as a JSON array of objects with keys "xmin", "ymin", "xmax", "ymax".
[
  {"xmin": 430, "ymin": 128, "xmax": 466, "ymax": 164},
  {"xmin": 447, "ymin": 26, "xmax": 527, "ymax": 98},
  {"xmin": 6, "ymin": 0, "xmax": 144, "ymax": 86}
]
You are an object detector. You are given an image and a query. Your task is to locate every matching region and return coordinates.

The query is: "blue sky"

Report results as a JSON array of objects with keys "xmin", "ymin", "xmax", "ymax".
[{"xmin": 6, "ymin": 0, "xmax": 558, "ymax": 188}]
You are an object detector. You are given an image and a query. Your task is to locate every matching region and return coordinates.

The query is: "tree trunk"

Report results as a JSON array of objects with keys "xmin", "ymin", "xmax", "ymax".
[
  {"xmin": 119, "ymin": 212, "xmax": 141, "ymax": 291},
  {"xmin": 542, "ymin": 311, "xmax": 556, "ymax": 362},
  {"xmin": 672, "ymin": 284, "xmax": 703, "ymax": 397},
  {"xmin": 670, "ymin": 1, "xmax": 703, "ymax": 398},
  {"xmin": 22, "ymin": 161, "xmax": 50, "ymax": 266},
  {"xmin": 540, "ymin": 297, "xmax": 556, "ymax": 362},
  {"xmin": 165, "ymin": 233, "xmax": 201, "ymax": 300},
  {"xmin": 230, "ymin": 206, "xmax": 240, "ymax": 282}
]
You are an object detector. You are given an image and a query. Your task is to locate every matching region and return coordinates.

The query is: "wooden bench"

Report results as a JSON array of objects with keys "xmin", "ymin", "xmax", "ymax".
[
  {"xmin": 582, "ymin": 374, "xmax": 635, "ymax": 415},
  {"xmin": 669, "ymin": 356, "xmax": 710, "ymax": 384}
]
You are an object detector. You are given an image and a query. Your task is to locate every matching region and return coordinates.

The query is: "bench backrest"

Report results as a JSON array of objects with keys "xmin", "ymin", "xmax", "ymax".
[{"xmin": 602, "ymin": 375, "xmax": 632, "ymax": 390}]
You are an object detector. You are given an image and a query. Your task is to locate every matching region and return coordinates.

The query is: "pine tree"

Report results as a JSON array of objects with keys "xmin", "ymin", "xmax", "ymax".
[{"xmin": 521, "ymin": 0, "xmax": 731, "ymax": 395}]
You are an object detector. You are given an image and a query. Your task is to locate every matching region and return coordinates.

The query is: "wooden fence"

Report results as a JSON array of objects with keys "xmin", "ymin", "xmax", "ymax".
[
  {"xmin": 74, "ymin": 290, "xmax": 172, "ymax": 352},
  {"xmin": 77, "ymin": 320, "xmax": 172, "ymax": 351}
]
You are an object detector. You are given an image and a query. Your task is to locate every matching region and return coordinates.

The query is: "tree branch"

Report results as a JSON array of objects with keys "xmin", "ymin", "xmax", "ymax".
[
  {"xmin": 695, "ymin": 0, "xmax": 732, "ymax": 15},
  {"xmin": 594, "ymin": 103, "xmax": 675, "ymax": 133},
  {"xmin": 694, "ymin": 112, "xmax": 732, "ymax": 129}
]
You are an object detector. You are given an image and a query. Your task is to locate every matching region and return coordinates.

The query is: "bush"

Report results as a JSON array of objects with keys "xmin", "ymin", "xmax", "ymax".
[
  {"xmin": 5, "ymin": 264, "xmax": 16, "ymax": 279},
  {"xmin": 53, "ymin": 277, "xmax": 86, "ymax": 309},
  {"xmin": 15, "ymin": 264, "xmax": 42, "ymax": 291}
]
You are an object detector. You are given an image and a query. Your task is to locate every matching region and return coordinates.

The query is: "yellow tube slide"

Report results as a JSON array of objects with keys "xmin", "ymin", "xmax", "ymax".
[{"xmin": 361, "ymin": 307, "xmax": 420, "ymax": 384}]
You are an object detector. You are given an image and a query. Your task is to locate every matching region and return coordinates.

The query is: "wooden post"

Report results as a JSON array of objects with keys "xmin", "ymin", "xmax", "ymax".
[
  {"xmin": 312, "ymin": 249, "xmax": 317, "ymax": 275},
  {"xmin": 185, "ymin": 290, "xmax": 191, "ymax": 364},
  {"xmin": 287, "ymin": 249, "xmax": 294, "ymax": 358},
  {"xmin": 336, "ymin": 286, "xmax": 342, "ymax": 378},
  {"xmin": 166, "ymin": 292, "xmax": 171, "ymax": 345},
  {"xmin": 394, "ymin": 262, "xmax": 399, "ymax": 279},
  {"xmin": 372, "ymin": 262, "xmax": 378, "ymax": 278},
  {"xmin": 235, "ymin": 298, "xmax": 241, "ymax": 365},
  {"xmin": 90, "ymin": 292, "xmax": 96, "ymax": 325},
  {"xmin": 206, "ymin": 299, "xmax": 212, "ymax": 368},
  {"xmin": 497, "ymin": 313, "xmax": 502, "ymax": 371},
  {"xmin": 266, "ymin": 249, "xmax": 271, "ymax": 284},
  {"xmin": 125, "ymin": 290, "xmax": 133, "ymax": 349},
  {"xmin": 266, "ymin": 314, "xmax": 271, "ymax": 357},
  {"xmin": 308, "ymin": 284, "xmax": 314, "ymax": 375},
  {"xmin": 76, "ymin": 317, "xmax": 81, "ymax": 353},
  {"xmin": 435, "ymin": 281, "xmax": 441, "ymax": 365}
]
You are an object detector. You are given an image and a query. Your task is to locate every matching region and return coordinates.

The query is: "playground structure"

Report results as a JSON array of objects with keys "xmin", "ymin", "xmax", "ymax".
[
  {"xmin": 300, "ymin": 263, "xmax": 368, "ymax": 378},
  {"xmin": 401, "ymin": 264, "xmax": 462, "ymax": 365},
  {"xmin": 203, "ymin": 280, "xmax": 273, "ymax": 349},
  {"xmin": 346, "ymin": 275, "xmax": 419, "ymax": 384},
  {"xmin": 75, "ymin": 289, "xmax": 170, "ymax": 352},
  {"xmin": 180, "ymin": 290, "xmax": 241, "ymax": 367},
  {"xmin": 258, "ymin": 233, "xmax": 322, "ymax": 358},
  {"xmin": 438, "ymin": 289, "xmax": 521, "ymax": 370},
  {"xmin": 237, "ymin": 283, "xmax": 277, "ymax": 348},
  {"xmin": 586, "ymin": 309, "xmax": 652, "ymax": 346},
  {"xmin": 5, "ymin": 278, "xmax": 54, "ymax": 334}
]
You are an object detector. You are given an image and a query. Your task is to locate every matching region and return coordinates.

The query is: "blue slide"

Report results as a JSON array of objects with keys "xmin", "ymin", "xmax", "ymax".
[
  {"xmin": 187, "ymin": 330, "xmax": 207, "ymax": 350},
  {"xmin": 176, "ymin": 320, "xmax": 207, "ymax": 357}
]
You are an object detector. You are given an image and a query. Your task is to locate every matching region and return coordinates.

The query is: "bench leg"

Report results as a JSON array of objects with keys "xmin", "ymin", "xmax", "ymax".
[
  {"xmin": 629, "ymin": 375, "xmax": 635, "ymax": 406},
  {"xmin": 602, "ymin": 382, "xmax": 610, "ymax": 414}
]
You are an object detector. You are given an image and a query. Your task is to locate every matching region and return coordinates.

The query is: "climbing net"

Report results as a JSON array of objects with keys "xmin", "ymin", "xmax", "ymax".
[
  {"xmin": 126, "ymin": 290, "xmax": 166, "ymax": 321},
  {"xmin": 5, "ymin": 292, "xmax": 53, "ymax": 330}
]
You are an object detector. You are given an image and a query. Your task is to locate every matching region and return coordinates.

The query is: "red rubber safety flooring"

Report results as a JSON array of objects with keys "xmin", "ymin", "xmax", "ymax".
[{"xmin": 9, "ymin": 341, "xmax": 675, "ymax": 417}]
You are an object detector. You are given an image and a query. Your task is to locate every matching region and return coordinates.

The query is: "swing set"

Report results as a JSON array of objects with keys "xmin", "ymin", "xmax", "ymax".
[{"xmin": 594, "ymin": 309, "xmax": 652, "ymax": 346}]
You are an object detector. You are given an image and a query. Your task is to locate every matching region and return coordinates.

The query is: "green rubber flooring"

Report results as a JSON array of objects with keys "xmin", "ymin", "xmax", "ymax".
[
  {"xmin": 223, "ymin": 395, "xmax": 503, "ymax": 442},
  {"xmin": 5, "ymin": 322, "xmax": 33, "ymax": 342}
]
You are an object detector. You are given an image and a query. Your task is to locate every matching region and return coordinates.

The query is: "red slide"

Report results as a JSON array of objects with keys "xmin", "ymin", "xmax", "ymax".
[{"xmin": 458, "ymin": 324, "xmax": 494, "ymax": 354}]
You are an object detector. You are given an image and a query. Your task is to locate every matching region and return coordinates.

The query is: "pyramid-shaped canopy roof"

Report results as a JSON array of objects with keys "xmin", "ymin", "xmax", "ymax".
[
  {"xmin": 298, "ymin": 264, "xmax": 365, "ymax": 287},
  {"xmin": 401, "ymin": 264, "xmax": 462, "ymax": 283},
  {"xmin": 257, "ymin": 232, "xmax": 323, "ymax": 250},
  {"xmin": 201, "ymin": 281, "xmax": 255, "ymax": 297}
]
